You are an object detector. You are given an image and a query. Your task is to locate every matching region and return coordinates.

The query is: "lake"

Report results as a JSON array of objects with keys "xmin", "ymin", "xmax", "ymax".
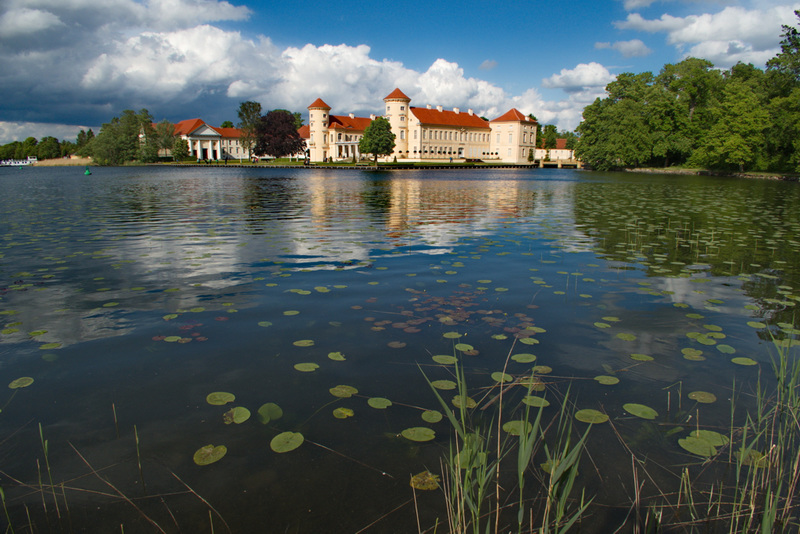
[{"xmin": 0, "ymin": 166, "xmax": 798, "ymax": 533}]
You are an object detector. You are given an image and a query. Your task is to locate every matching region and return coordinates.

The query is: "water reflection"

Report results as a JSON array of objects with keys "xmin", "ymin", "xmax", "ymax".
[{"xmin": 1, "ymin": 166, "xmax": 799, "ymax": 532}]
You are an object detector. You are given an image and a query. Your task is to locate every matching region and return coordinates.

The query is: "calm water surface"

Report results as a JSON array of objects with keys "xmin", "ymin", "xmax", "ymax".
[{"xmin": 0, "ymin": 166, "xmax": 798, "ymax": 532}]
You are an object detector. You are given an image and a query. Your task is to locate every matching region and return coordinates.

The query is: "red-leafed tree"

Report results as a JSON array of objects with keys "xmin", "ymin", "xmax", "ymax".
[{"xmin": 254, "ymin": 110, "xmax": 306, "ymax": 158}]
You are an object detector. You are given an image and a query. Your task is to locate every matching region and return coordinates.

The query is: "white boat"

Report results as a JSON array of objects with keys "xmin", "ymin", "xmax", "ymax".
[{"xmin": 0, "ymin": 156, "xmax": 37, "ymax": 166}]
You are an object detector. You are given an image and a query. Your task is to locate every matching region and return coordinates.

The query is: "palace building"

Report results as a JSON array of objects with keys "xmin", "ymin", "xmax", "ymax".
[{"xmin": 305, "ymin": 88, "xmax": 538, "ymax": 164}]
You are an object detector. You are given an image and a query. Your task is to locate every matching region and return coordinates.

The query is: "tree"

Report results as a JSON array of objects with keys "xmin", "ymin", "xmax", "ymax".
[
  {"xmin": 237, "ymin": 101, "xmax": 262, "ymax": 159},
  {"xmin": 358, "ymin": 117, "xmax": 395, "ymax": 163},
  {"xmin": 154, "ymin": 119, "xmax": 176, "ymax": 158},
  {"xmin": 542, "ymin": 124, "xmax": 558, "ymax": 149},
  {"xmin": 767, "ymin": 10, "xmax": 800, "ymax": 81},
  {"xmin": 90, "ymin": 109, "xmax": 157, "ymax": 165},
  {"xmin": 37, "ymin": 136, "xmax": 60, "ymax": 160},
  {"xmin": 172, "ymin": 138, "xmax": 189, "ymax": 161},
  {"xmin": 220, "ymin": 121, "xmax": 234, "ymax": 128},
  {"xmin": 689, "ymin": 81, "xmax": 769, "ymax": 172},
  {"xmin": 253, "ymin": 110, "xmax": 306, "ymax": 158}
]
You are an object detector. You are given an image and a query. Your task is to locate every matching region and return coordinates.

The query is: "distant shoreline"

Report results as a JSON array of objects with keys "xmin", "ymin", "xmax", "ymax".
[
  {"xmin": 625, "ymin": 167, "xmax": 799, "ymax": 182},
  {"xmin": 33, "ymin": 157, "xmax": 93, "ymax": 166}
]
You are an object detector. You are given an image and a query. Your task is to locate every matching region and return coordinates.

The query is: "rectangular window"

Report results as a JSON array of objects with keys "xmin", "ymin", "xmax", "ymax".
[
  {"xmin": 508, "ymin": 134, "xmax": 513, "ymax": 143},
  {"xmin": 496, "ymin": 134, "xmax": 500, "ymax": 143},
  {"xmin": 401, "ymin": 116, "xmax": 405, "ymax": 121},
  {"xmin": 414, "ymin": 130, "xmax": 418, "ymax": 140}
]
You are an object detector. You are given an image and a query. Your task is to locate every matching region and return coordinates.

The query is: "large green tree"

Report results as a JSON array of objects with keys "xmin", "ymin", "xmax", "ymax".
[
  {"xmin": 172, "ymin": 138, "xmax": 190, "ymax": 161},
  {"xmin": 253, "ymin": 110, "xmax": 306, "ymax": 158},
  {"xmin": 37, "ymin": 136, "xmax": 60, "ymax": 160},
  {"xmin": 154, "ymin": 119, "xmax": 176, "ymax": 158},
  {"xmin": 237, "ymin": 101, "xmax": 262, "ymax": 159},
  {"xmin": 358, "ymin": 117, "xmax": 395, "ymax": 163},
  {"xmin": 767, "ymin": 10, "xmax": 800, "ymax": 81},
  {"xmin": 90, "ymin": 109, "xmax": 157, "ymax": 165}
]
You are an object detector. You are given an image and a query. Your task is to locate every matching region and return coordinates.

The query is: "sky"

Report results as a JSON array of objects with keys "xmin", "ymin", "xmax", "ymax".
[{"xmin": 0, "ymin": 0, "xmax": 798, "ymax": 144}]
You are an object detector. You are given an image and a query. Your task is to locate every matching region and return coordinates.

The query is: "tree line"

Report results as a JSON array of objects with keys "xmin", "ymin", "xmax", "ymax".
[{"xmin": 575, "ymin": 10, "xmax": 800, "ymax": 173}]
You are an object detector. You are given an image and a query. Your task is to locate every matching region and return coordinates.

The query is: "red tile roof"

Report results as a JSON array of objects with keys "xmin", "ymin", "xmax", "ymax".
[
  {"xmin": 556, "ymin": 138, "xmax": 568, "ymax": 150},
  {"xmin": 216, "ymin": 127, "xmax": 242, "ymax": 138},
  {"xmin": 490, "ymin": 108, "xmax": 537, "ymax": 123},
  {"xmin": 308, "ymin": 98, "xmax": 331, "ymax": 109},
  {"xmin": 329, "ymin": 114, "xmax": 372, "ymax": 131},
  {"xmin": 384, "ymin": 88, "xmax": 411, "ymax": 101},
  {"xmin": 173, "ymin": 118, "xmax": 209, "ymax": 136},
  {"xmin": 297, "ymin": 125, "xmax": 310, "ymax": 139},
  {"xmin": 410, "ymin": 107, "xmax": 489, "ymax": 129}
]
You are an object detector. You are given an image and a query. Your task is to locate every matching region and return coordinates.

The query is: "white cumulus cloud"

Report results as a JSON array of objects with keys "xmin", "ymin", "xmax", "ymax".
[
  {"xmin": 0, "ymin": 7, "xmax": 64, "ymax": 37},
  {"xmin": 595, "ymin": 39, "xmax": 653, "ymax": 57},
  {"xmin": 614, "ymin": 4, "xmax": 800, "ymax": 67},
  {"xmin": 542, "ymin": 62, "xmax": 617, "ymax": 92}
]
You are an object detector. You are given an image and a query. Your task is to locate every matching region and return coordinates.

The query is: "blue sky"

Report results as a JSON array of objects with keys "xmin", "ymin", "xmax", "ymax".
[{"xmin": 0, "ymin": 0, "xmax": 797, "ymax": 144}]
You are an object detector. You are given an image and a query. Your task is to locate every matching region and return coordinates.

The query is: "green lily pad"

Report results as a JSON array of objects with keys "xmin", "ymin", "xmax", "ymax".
[
  {"xmin": 491, "ymin": 372, "xmax": 513, "ymax": 383},
  {"xmin": 39, "ymin": 342, "xmax": 62, "ymax": 350},
  {"xmin": 432, "ymin": 355, "xmax": 457, "ymax": 365},
  {"xmin": 575, "ymin": 409, "xmax": 608, "ymax": 424},
  {"xmin": 688, "ymin": 391, "xmax": 717, "ymax": 404},
  {"xmin": 442, "ymin": 332, "xmax": 462, "ymax": 339},
  {"xmin": 257, "ymin": 321, "xmax": 273, "ymax": 328},
  {"xmin": 409, "ymin": 470, "xmax": 441, "ymax": 491},
  {"xmin": 454, "ymin": 343, "xmax": 474, "ymax": 352},
  {"xmin": 616, "ymin": 333, "xmax": 636, "ymax": 341},
  {"xmin": 431, "ymin": 380, "xmax": 457, "ymax": 390},
  {"xmin": 193, "ymin": 444, "xmax": 227, "ymax": 465},
  {"xmin": 327, "ymin": 351, "xmax": 346, "ymax": 361},
  {"xmin": 682, "ymin": 348, "xmax": 705, "ymax": 361},
  {"xmin": 594, "ymin": 322, "xmax": 611, "ymax": 329},
  {"xmin": 678, "ymin": 435, "xmax": 716, "ymax": 457},
  {"xmin": 717, "ymin": 344, "xmax": 736, "ymax": 354},
  {"xmin": 594, "ymin": 375, "xmax": 619, "ymax": 385},
  {"xmin": 206, "ymin": 391, "xmax": 235, "ymax": 405},
  {"xmin": 503, "ymin": 420, "xmax": 533, "ymax": 436},
  {"xmin": 329, "ymin": 385, "xmax": 358, "ymax": 398},
  {"xmin": 452, "ymin": 395, "xmax": 477, "ymax": 409},
  {"xmin": 746, "ymin": 321, "xmax": 766, "ymax": 329},
  {"xmin": 401, "ymin": 427, "xmax": 436, "ymax": 442},
  {"xmin": 257, "ymin": 403, "xmax": 283, "ymax": 424},
  {"xmin": 223, "ymin": 406, "xmax": 251, "ymax": 424},
  {"xmin": 333, "ymin": 407, "xmax": 354, "ymax": 419},
  {"xmin": 623, "ymin": 403, "xmax": 658, "ymax": 420},
  {"xmin": 293, "ymin": 339, "xmax": 314, "ymax": 347},
  {"xmin": 689, "ymin": 430, "xmax": 729, "ymax": 447},
  {"xmin": 164, "ymin": 336, "xmax": 181, "ymax": 343},
  {"xmin": 270, "ymin": 431, "xmax": 304, "ymax": 453},
  {"xmin": 731, "ymin": 357, "xmax": 757, "ymax": 366},
  {"xmin": 367, "ymin": 397, "xmax": 392, "ymax": 409},
  {"xmin": 630, "ymin": 353, "xmax": 653, "ymax": 362},
  {"xmin": 421, "ymin": 410, "xmax": 443, "ymax": 423},
  {"xmin": 522, "ymin": 396, "xmax": 550, "ymax": 407},
  {"xmin": 511, "ymin": 353, "xmax": 537, "ymax": 363},
  {"xmin": 8, "ymin": 377, "xmax": 34, "ymax": 389},
  {"xmin": 294, "ymin": 362, "xmax": 319, "ymax": 372},
  {"xmin": 519, "ymin": 337, "xmax": 540, "ymax": 345}
]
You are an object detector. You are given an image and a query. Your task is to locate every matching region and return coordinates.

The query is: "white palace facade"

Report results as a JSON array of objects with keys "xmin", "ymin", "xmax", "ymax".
[{"xmin": 305, "ymin": 88, "xmax": 538, "ymax": 164}]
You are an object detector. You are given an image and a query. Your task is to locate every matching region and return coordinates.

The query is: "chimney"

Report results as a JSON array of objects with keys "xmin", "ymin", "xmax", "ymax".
[
  {"xmin": 349, "ymin": 113, "xmax": 354, "ymax": 119},
  {"xmin": 468, "ymin": 109, "xmax": 474, "ymax": 116},
  {"xmin": 453, "ymin": 107, "xmax": 460, "ymax": 114},
  {"xmin": 427, "ymin": 104, "xmax": 432, "ymax": 109},
  {"xmin": 436, "ymin": 105, "xmax": 443, "ymax": 112}
]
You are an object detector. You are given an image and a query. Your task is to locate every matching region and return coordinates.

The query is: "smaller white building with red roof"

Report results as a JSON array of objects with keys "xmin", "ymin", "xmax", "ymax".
[
  {"xmin": 173, "ymin": 119, "xmax": 248, "ymax": 161},
  {"xmin": 303, "ymin": 89, "xmax": 538, "ymax": 164}
]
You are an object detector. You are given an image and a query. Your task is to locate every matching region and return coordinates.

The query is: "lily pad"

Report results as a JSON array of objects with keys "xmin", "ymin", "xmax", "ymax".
[
  {"xmin": 401, "ymin": 427, "xmax": 436, "ymax": 442},
  {"xmin": 193, "ymin": 444, "xmax": 227, "ymax": 466},
  {"xmin": 716, "ymin": 344, "xmax": 736, "ymax": 354},
  {"xmin": 206, "ymin": 391, "xmax": 235, "ymax": 405},
  {"xmin": 623, "ymin": 403, "xmax": 658, "ymax": 420},
  {"xmin": 270, "ymin": 431, "xmax": 304, "ymax": 453},
  {"xmin": 503, "ymin": 420, "xmax": 533, "ymax": 436},
  {"xmin": 327, "ymin": 351, "xmax": 346, "ymax": 361},
  {"xmin": 8, "ymin": 377, "xmax": 34, "ymax": 389},
  {"xmin": 519, "ymin": 338, "xmax": 539, "ymax": 345},
  {"xmin": 421, "ymin": 410, "xmax": 443, "ymax": 423},
  {"xmin": 731, "ymin": 357, "xmax": 757, "ymax": 366},
  {"xmin": 689, "ymin": 430, "xmax": 729, "ymax": 447},
  {"xmin": 432, "ymin": 355, "xmax": 457, "ymax": 365},
  {"xmin": 616, "ymin": 333, "xmax": 636, "ymax": 341},
  {"xmin": 688, "ymin": 391, "xmax": 717, "ymax": 404},
  {"xmin": 293, "ymin": 339, "xmax": 314, "ymax": 347},
  {"xmin": 442, "ymin": 332, "xmax": 462, "ymax": 339},
  {"xmin": 682, "ymin": 348, "xmax": 705, "ymax": 361},
  {"xmin": 431, "ymin": 380, "xmax": 457, "ymax": 390},
  {"xmin": 454, "ymin": 343, "xmax": 474, "ymax": 352},
  {"xmin": 223, "ymin": 406, "xmax": 251, "ymax": 424},
  {"xmin": 294, "ymin": 362, "xmax": 319, "ymax": 372},
  {"xmin": 575, "ymin": 409, "xmax": 608, "ymax": 424},
  {"xmin": 329, "ymin": 385, "xmax": 358, "ymax": 398},
  {"xmin": 367, "ymin": 397, "xmax": 392, "ymax": 409},
  {"xmin": 451, "ymin": 395, "xmax": 477, "ymax": 409},
  {"xmin": 630, "ymin": 353, "xmax": 653, "ymax": 362},
  {"xmin": 491, "ymin": 372, "xmax": 513, "ymax": 383},
  {"xmin": 257, "ymin": 403, "xmax": 283, "ymax": 424},
  {"xmin": 511, "ymin": 353, "xmax": 537, "ymax": 363},
  {"xmin": 333, "ymin": 407, "xmax": 354, "ymax": 419},
  {"xmin": 678, "ymin": 435, "xmax": 716, "ymax": 457},
  {"xmin": 409, "ymin": 470, "xmax": 440, "ymax": 490},
  {"xmin": 522, "ymin": 396, "xmax": 550, "ymax": 407},
  {"xmin": 594, "ymin": 375, "xmax": 619, "ymax": 385}
]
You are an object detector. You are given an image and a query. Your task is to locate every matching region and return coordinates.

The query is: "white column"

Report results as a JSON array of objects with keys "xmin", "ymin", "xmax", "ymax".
[{"xmin": 216, "ymin": 140, "xmax": 222, "ymax": 160}]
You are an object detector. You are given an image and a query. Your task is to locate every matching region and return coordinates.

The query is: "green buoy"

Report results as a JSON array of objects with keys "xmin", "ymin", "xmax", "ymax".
[{"xmin": 84, "ymin": 166, "xmax": 92, "ymax": 175}]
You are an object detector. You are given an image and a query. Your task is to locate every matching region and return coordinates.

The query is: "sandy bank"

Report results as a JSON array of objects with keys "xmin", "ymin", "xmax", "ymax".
[{"xmin": 33, "ymin": 157, "xmax": 93, "ymax": 166}]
